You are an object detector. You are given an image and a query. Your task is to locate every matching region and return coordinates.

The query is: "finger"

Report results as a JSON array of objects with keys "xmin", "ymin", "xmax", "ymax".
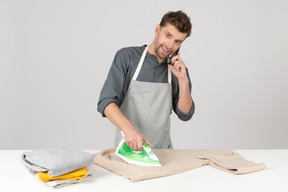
[
  {"xmin": 128, "ymin": 141, "xmax": 134, "ymax": 150},
  {"xmin": 176, "ymin": 55, "xmax": 182, "ymax": 62},
  {"xmin": 173, "ymin": 61, "xmax": 181, "ymax": 71},
  {"xmin": 137, "ymin": 140, "xmax": 143, "ymax": 151},
  {"xmin": 143, "ymin": 137, "xmax": 152, "ymax": 147},
  {"xmin": 168, "ymin": 63, "xmax": 178, "ymax": 74},
  {"xmin": 171, "ymin": 55, "xmax": 182, "ymax": 64},
  {"xmin": 127, "ymin": 142, "xmax": 131, "ymax": 149},
  {"xmin": 128, "ymin": 140, "xmax": 136, "ymax": 150},
  {"xmin": 131, "ymin": 142, "xmax": 137, "ymax": 150},
  {"xmin": 171, "ymin": 55, "xmax": 177, "ymax": 64}
]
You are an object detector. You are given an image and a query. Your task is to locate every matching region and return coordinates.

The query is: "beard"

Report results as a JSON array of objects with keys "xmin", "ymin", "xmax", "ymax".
[{"xmin": 154, "ymin": 44, "xmax": 170, "ymax": 60}]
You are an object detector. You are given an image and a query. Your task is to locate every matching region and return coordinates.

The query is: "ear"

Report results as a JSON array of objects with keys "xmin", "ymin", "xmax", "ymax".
[{"xmin": 154, "ymin": 24, "xmax": 161, "ymax": 36}]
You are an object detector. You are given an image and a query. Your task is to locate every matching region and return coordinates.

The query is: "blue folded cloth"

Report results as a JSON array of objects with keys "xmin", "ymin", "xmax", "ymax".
[{"xmin": 21, "ymin": 147, "xmax": 94, "ymax": 177}]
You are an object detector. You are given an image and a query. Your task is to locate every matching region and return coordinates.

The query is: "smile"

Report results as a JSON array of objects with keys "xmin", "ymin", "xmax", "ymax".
[{"xmin": 161, "ymin": 46, "xmax": 170, "ymax": 54}]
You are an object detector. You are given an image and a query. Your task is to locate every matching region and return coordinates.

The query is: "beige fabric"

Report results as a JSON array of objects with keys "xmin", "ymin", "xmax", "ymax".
[
  {"xmin": 198, "ymin": 153, "xmax": 266, "ymax": 174},
  {"xmin": 94, "ymin": 148, "xmax": 266, "ymax": 182}
]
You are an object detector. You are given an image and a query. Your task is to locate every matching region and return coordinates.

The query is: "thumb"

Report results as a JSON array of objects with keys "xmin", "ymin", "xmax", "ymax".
[{"xmin": 143, "ymin": 137, "xmax": 152, "ymax": 148}]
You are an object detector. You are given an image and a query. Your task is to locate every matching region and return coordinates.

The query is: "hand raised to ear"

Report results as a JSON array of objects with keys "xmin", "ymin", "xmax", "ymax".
[{"xmin": 168, "ymin": 53, "xmax": 188, "ymax": 81}]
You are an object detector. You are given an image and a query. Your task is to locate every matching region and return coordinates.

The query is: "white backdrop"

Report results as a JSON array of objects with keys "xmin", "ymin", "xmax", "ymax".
[{"xmin": 0, "ymin": 0, "xmax": 287, "ymax": 149}]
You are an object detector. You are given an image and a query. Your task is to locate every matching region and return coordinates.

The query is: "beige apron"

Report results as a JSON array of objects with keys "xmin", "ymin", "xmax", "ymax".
[{"xmin": 114, "ymin": 46, "xmax": 173, "ymax": 149}]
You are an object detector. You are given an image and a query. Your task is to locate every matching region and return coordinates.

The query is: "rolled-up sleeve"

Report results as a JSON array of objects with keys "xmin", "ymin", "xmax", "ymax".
[
  {"xmin": 175, "ymin": 101, "xmax": 195, "ymax": 121},
  {"xmin": 97, "ymin": 49, "xmax": 128, "ymax": 117},
  {"xmin": 172, "ymin": 68, "xmax": 195, "ymax": 121}
]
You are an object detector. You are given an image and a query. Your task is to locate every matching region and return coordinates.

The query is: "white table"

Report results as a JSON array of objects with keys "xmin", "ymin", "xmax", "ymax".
[{"xmin": 1, "ymin": 150, "xmax": 287, "ymax": 192}]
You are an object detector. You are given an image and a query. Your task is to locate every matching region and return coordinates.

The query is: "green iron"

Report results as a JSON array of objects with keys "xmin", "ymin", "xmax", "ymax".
[{"xmin": 116, "ymin": 138, "xmax": 161, "ymax": 167}]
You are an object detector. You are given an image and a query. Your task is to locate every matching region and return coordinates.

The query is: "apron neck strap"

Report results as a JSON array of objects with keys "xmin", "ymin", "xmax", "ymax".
[
  {"xmin": 168, "ymin": 67, "xmax": 172, "ymax": 84},
  {"xmin": 132, "ymin": 46, "xmax": 148, "ymax": 80},
  {"xmin": 132, "ymin": 45, "xmax": 172, "ymax": 84}
]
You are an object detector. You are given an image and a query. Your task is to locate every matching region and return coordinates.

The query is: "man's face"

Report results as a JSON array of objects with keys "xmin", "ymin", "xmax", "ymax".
[{"xmin": 154, "ymin": 23, "xmax": 187, "ymax": 62}]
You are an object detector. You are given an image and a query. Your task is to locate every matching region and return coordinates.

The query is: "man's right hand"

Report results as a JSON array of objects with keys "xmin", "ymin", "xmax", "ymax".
[
  {"xmin": 104, "ymin": 102, "xmax": 151, "ymax": 151},
  {"xmin": 123, "ymin": 129, "xmax": 151, "ymax": 151}
]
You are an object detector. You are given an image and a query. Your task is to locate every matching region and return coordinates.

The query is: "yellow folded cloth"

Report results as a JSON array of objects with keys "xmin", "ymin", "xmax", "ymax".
[{"xmin": 37, "ymin": 167, "xmax": 87, "ymax": 182}]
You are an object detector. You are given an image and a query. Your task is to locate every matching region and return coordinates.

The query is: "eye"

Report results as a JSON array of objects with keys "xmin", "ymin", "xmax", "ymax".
[
  {"xmin": 166, "ymin": 33, "xmax": 171, "ymax": 38},
  {"xmin": 175, "ymin": 40, "xmax": 182, "ymax": 45}
]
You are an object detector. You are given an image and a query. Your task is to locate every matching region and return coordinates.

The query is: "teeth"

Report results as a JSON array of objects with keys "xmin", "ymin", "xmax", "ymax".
[{"xmin": 162, "ymin": 46, "xmax": 168, "ymax": 52}]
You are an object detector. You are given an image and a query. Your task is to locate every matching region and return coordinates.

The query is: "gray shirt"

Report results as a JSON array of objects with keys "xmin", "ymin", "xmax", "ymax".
[{"xmin": 97, "ymin": 45, "xmax": 195, "ymax": 121}]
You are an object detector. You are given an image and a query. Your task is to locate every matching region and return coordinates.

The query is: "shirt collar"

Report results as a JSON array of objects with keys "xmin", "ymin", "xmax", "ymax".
[{"xmin": 145, "ymin": 49, "xmax": 168, "ymax": 65}]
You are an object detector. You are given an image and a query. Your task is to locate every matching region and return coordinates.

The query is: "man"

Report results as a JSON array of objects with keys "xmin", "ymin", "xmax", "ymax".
[{"xmin": 97, "ymin": 10, "xmax": 195, "ymax": 150}]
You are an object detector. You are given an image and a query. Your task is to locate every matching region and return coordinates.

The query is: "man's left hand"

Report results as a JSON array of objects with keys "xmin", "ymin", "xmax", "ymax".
[{"xmin": 168, "ymin": 52, "xmax": 188, "ymax": 81}]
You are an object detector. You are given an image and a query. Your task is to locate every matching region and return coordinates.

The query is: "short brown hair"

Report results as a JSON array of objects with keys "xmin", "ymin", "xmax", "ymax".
[{"xmin": 160, "ymin": 10, "xmax": 192, "ymax": 38}]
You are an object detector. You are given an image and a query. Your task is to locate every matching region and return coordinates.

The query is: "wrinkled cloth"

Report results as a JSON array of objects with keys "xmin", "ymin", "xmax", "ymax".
[
  {"xmin": 198, "ymin": 153, "xmax": 266, "ymax": 174},
  {"xmin": 94, "ymin": 148, "xmax": 266, "ymax": 182},
  {"xmin": 21, "ymin": 147, "xmax": 94, "ymax": 177},
  {"xmin": 37, "ymin": 167, "xmax": 88, "ymax": 182},
  {"xmin": 34, "ymin": 167, "xmax": 93, "ymax": 189}
]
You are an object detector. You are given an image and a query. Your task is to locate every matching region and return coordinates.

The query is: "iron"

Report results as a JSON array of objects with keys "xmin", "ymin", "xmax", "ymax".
[{"xmin": 115, "ymin": 138, "xmax": 161, "ymax": 167}]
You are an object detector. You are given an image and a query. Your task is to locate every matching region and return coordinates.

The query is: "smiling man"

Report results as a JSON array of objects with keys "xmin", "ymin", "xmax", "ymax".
[{"xmin": 97, "ymin": 10, "xmax": 195, "ymax": 150}]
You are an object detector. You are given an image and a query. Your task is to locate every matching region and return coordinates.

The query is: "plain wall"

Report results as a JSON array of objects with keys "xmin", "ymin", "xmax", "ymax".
[{"xmin": 0, "ymin": 0, "xmax": 287, "ymax": 149}]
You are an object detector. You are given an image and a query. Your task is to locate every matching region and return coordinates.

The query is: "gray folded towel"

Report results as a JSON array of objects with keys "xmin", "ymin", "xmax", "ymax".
[{"xmin": 21, "ymin": 147, "xmax": 94, "ymax": 177}]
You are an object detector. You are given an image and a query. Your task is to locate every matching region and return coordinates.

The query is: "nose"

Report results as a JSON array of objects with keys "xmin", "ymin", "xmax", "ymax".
[{"xmin": 167, "ymin": 39, "xmax": 173, "ymax": 50}]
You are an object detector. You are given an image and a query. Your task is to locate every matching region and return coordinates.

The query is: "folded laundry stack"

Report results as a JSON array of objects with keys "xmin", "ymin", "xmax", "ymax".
[{"xmin": 21, "ymin": 147, "xmax": 94, "ymax": 189}]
